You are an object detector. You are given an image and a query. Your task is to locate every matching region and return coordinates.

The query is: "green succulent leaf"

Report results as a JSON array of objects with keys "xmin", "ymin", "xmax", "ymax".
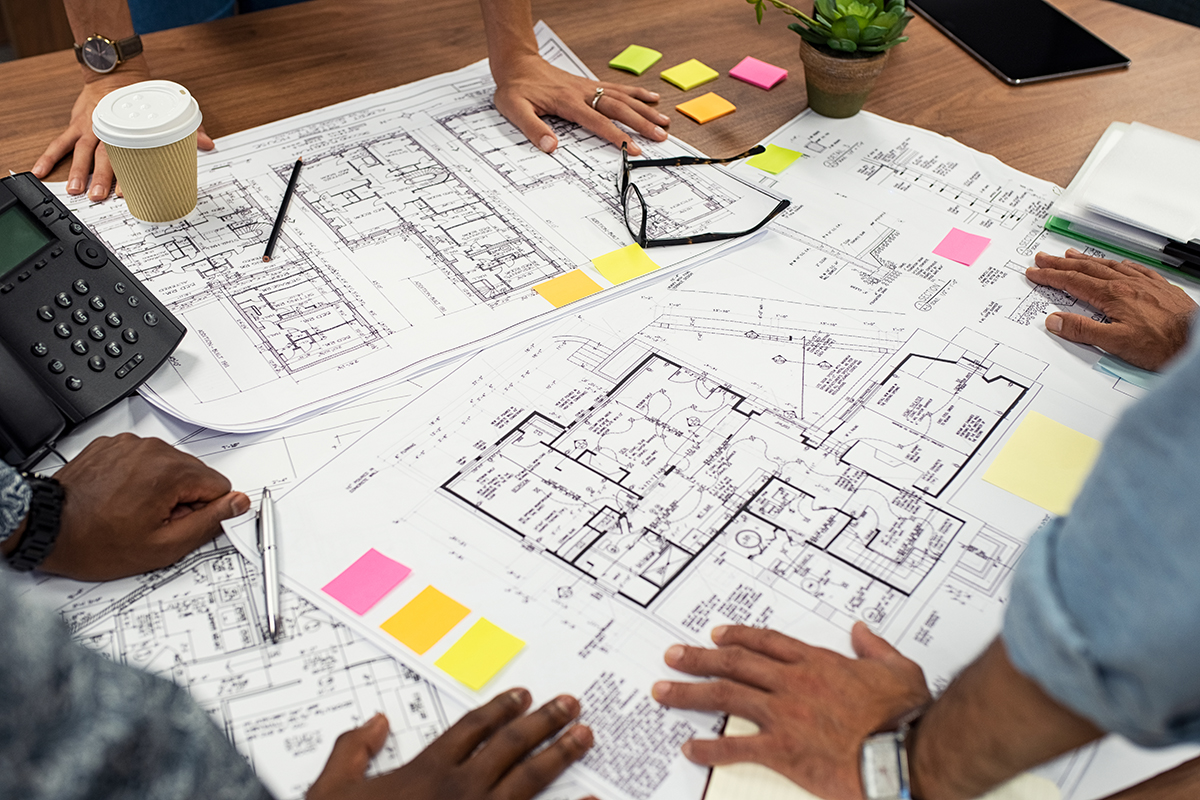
[
  {"xmin": 829, "ymin": 37, "xmax": 858, "ymax": 51},
  {"xmin": 830, "ymin": 15, "xmax": 861, "ymax": 42},
  {"xmin": 860, "ymin": 35, "xmax": 908, "ymax": 51},
  {"xmin": 757, "ymin": 1, "xmax": 764, "ymax": 23},
  {"xmin": 815, "ymin": 0, "xmax": 838, "ymax": 21}
]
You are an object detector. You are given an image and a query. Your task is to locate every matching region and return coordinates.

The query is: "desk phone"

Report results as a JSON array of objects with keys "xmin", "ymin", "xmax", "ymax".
[{"xmin": 0, "ymin": 172, "xmax": 185, "ymax": 468}]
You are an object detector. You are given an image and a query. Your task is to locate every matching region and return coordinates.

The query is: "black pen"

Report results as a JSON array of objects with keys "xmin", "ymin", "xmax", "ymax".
[{"xmin": 263, "ymin": 157, "xmax": 303, "ymax": 262}]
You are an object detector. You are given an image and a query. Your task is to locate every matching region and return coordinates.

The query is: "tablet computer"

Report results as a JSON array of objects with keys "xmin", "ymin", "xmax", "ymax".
[{"xmin": 910, "ymin": 0, "xmax": 1130, "ymax": 85}]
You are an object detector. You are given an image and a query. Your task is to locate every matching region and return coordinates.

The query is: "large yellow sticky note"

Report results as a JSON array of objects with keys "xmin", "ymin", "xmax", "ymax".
[
  {"xmin": 660, "ymin": 59, "xmax": 719, "ymax": 91},
  {"xmin": 747, "ymin": 144, "xmax": 804, "ymax": 175},
  {"xmin": 676, "ymin": 92, "xmax": 737, "ymax": 125},
  {"xmin": 380, "ymin": 586, "xmax": 469, "ymax": 655},
  {"xmin": 593, "ymin": 244, "xmax": 661, "ymax": 285},
  {"xmin": 983, "ymin": 412, "xmax": 1101, "ymax": 516},
  {"xmin": 435, "ymin": 618, "xmax": 525, "ymax": 691},
  {"xmin": 533, "ymin": 269, "xmax": 602, "ymax": 308}
]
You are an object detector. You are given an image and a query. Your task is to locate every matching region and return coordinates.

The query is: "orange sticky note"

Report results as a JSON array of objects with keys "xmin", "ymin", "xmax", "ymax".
[
  {"xmin": 533, "ymin": 269, "xmax": 602, "ymax": 308},
  {"xmin": 676, "ymin": 92, "xmax": 736, "ymax": 124},
  {"xmin": 435, "ymin": 618, "xmax": 525, "ymax": 691},
  {"xmin": 592, "ymin": 244, "xmax": 661, "ymax": 285},
  {"xmin": 380, "ymin": 586, "xmax": 469, "ymax": 655}
]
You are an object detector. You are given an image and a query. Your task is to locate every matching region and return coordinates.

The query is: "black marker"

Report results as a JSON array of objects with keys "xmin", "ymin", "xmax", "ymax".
[{"xmin": 263, "ymin": 157, "xmax": 302, "ymax": 262}]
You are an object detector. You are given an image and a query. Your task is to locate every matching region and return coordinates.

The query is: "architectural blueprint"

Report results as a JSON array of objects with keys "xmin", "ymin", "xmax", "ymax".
[
  {"xmin": 54, "ymin": 25, "xmax": 783, "ymax": 432},
  {"xmin": 221, "ymin": 111, "xmax": 1200, "ymax": 800}
]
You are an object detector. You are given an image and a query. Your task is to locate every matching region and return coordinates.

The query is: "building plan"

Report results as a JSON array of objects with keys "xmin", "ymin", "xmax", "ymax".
[
  {"xmin": 219, "ymin": 111, "xmax": 1200, "ymax": 800},
  {"xmin": 53, "ymin": 25, "xmax": 783, "ymax": 433}
]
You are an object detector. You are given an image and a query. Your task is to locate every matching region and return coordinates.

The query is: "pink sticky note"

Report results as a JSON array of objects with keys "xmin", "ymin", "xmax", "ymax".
[
  {"xmin": 729, "ymin": 56, "xmax": 788, "ymax": 90},
  {"xmin": 933, "ymin": 228, "xmax": 991, "ymax": 266},
  {"xmin": 322, "ymin": 549, "xmax": 412, "ymax": 615}
]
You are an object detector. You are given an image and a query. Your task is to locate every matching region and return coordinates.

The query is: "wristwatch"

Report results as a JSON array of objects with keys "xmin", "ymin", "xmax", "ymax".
[
  {"xmin": 860, "ymin": 705, "xmax": 928, "ymax": 800},
  {"xmin": 74, "ymin": 33, "xmax": 144, "ymax": 74},
  {"xmin": 5, "ymin": 474, "xmax": 64, "ymax": 572}
]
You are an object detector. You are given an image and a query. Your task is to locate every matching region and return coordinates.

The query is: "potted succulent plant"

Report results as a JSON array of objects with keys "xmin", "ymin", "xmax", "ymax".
[{"xmin": 748, "ymin": 0, "xmax": 913, "ymax": 118}]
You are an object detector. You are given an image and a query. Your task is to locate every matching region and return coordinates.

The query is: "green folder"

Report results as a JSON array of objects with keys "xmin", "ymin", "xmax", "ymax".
[{"xmin": 1044, "ymin": 216, "xmax": 1199, "ymax": 281}]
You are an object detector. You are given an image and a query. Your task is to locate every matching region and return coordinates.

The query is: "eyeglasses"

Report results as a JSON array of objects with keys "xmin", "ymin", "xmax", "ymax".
[{"xmin": 617, "ymin": 142, "xmax": 791, "ymax": 248}]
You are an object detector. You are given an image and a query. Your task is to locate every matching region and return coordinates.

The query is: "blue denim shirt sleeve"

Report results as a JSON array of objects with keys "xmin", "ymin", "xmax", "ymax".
[
  {"xmin": 0, "ymin": 462, "xmax": 32, "ymax": 544},
  {"xmin": 1003, "ymin": 331, "xmax": 1200, "ymax": 747}
]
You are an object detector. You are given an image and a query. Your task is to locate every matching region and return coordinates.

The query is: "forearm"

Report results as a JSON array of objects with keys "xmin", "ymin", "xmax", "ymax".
[
  {"xmin": 478, "ymin": 0, "xmax": 540, "ymax": 75},
  {"xmin": 909, "ymin": 638, "xmax": 1104, "ymax": 800}
]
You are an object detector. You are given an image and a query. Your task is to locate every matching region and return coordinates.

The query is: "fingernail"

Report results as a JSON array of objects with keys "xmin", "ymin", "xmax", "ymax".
[
  {"xmin": 652, "ymin": 681, "xmax": 671, "ymax": 700},
  {"xmin": 507, "ymin": 687, "xmax": 530, "ymax": 706},
  {"xmin": 569, "ymin": 725, "xmax": 593, "ymax": 747},
  {"xmin": 538, "ymin": 135, "xmax": 556, "ymax": 154},
  {"xmin": 653, "ymin": 126, "xmax": 667, "ymax": 140},
  {"xmin": 658, "ymin": 113, "xmax": 669, "ymax": 124},
  {"xmin": 649, "ymin": 92, "xmax": 660, "ymax": 100},
  {"xmin": 231, "ymin": 492, "xmax": 251, "ymax": 515},
  {"xmin": 664, "ymin": 644, "xmax": 684, "ymax": 665},
  {"xmin": 68, "ymin": 178, "xmax": 84, "ymax": 194},
  {"xmin": 89, "ymin": 184, "xmax": 106, "ymax": 201},
  {"xmin": 1046, "ymin": 315, "xmax": 1063, "ymax": 333},
  {"xmin": 552, "ymin": 695, "xmax": 576, "ymax": 717},
  {"xmin": 366, "ymin": 712, "xmax": 388, "ymax": 731},
  {"xmin": 711, "ymin": 625, "xmax": 728, "ymax": 642},
  {"xmin": 681, "ymin": 741, "xmax": 696, "ymax": 760}
]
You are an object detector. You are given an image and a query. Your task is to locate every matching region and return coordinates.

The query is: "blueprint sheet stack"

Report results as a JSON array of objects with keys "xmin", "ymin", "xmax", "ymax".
[
  {"xmin": 53, "ymin": 24, "xmax": 783, "ymax": 433},
  {"xmin": 222, "ymin": 110, "xmax": 1200, "ymax": 799}
]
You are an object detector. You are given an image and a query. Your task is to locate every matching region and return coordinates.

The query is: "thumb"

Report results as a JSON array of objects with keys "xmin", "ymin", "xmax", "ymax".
[
  {"xmin": 308, "ymin": 714, "xmax": 390, "ymax": 799},
  {"xmin": 495, "ymin": 91, "xmax": 557, "ymax": 154},
  {"xmin": 850, "ymin": 620, "xmax": 900, "ymax": 662},
  {"xmin": 165, "ymin": 491, "xmax": 251, "ymax": 547},
  {"xmin": 1045, "ymin": 312, "xmax": 1116, "ymax": 350}
]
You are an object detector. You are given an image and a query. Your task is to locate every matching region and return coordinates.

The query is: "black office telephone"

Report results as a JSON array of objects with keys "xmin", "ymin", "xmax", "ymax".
[{"xmin": 0, "ymin": 172, "xmax": 185, "ymax": 468}]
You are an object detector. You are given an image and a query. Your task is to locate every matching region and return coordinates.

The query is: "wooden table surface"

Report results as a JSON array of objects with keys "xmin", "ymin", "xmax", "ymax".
[{"xmin": 1, "ymin": 0, "xmax": 1198, "ymax": 189}]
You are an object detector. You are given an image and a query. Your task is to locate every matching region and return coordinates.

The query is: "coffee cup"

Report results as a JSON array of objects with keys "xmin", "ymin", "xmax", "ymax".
[{"xmin": 92, "ymin": 80, "xmax": 203, "ymax": 223}]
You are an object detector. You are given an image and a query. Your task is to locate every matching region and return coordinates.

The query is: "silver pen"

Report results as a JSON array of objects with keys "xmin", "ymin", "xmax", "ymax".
[{"xmin": 259, "ymin": 487, "xmax": 282, "ymax": 642}]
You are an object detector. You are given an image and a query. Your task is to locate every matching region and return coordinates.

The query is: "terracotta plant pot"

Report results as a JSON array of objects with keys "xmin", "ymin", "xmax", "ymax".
[{"xmin": 798, "ymin": 39, "xmax": 890, "ymax": 118}]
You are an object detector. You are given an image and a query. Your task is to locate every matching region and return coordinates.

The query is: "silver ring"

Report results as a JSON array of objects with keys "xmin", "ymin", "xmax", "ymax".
[{"xmin": 591, "ymin": 87, "xmax": 604, "ymax": 109}]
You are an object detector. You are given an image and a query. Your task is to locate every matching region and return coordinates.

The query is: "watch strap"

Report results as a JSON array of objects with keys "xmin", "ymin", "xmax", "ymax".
[
  {"xmin": 6, "ymin": 475, "xmax": 64, "ymax": 572},
  {"xmin": 73, "ymin": 34, "xmax": 144, "ymax": 69}
]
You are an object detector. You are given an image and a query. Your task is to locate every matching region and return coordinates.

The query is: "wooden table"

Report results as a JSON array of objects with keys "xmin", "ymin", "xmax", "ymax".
[{"xmin": 1, "ymin": 0, "xmax": 1198, "ymax": 191}]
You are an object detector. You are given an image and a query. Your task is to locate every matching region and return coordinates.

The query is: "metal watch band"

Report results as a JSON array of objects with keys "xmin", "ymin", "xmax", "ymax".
[
  {"xmin": 860, "ymin": 704, "xmax": 928, "ymax": 800},
  {"xmin": 6, "ymin": 475, "xmax": 64, "ymax": 572}
]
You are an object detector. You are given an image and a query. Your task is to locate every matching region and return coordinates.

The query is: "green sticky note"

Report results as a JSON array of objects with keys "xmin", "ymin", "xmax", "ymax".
[
  {"xmin": 435, "ymin": 618, "xmax": 525, "ymax": 691},
  {"xmin": 982, "ymin": 412, "xmax": 1101, "ymax": 516},
  {"xmin": 747, "ymin": 144, "xmax": 804, "ymax": 175},
  {"xmin": 610, "ymin": 45, "xmax": 663, "ymax": 76},
  {"xmin": 380, "ymin": 586, "xmax": 469, "ymax": 655},
  {"xmin": 660, "ymin": 59, "xmax": 719, "ymax": 91},
  {"xmin": 593, "ymin": 244, "xmax": 661, "ymax": 284}
]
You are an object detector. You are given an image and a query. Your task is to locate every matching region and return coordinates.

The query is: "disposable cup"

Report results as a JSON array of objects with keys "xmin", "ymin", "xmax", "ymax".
[{"xmin": 92, "ymin": 80, "xmax": 203, "ymax": 223}]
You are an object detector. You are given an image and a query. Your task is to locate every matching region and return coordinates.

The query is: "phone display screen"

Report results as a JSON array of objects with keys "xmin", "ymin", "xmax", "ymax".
[
  {"xmin": 0, "ymin": 205, "xmax": 52, "ymax": 279},
  {"xmin": 911, "ymin": 0, "xmax": 1129, "ymax": 85}
]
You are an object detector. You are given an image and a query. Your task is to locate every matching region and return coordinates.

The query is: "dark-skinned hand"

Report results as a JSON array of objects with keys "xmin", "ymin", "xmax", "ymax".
[
  {"xmin": 306, "ymin": 689, "xmax": 597, "ymax": 800},
  {"xmin": 1026, "ymin": 249, "xmax": 1197, "ymax": 371},
  {"xmin": 652, "ymin": 623, "xmax": 932, "ymax": 800},
  {"xmin": 22, "ymin": 433, "xmax": 249, "ymax": 580}
]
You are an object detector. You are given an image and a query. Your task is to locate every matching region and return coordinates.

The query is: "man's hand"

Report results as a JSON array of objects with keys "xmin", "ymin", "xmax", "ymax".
[
  {"xmin": 1026, "ymin": 249, "xmax": 1197, "ymax": 371},
  {"xmin": 306, "ymin": 689, "xmax": 596, "ymax": 800},
  {"xmin": 30, "ymin": 67, "xmax": 215, "ymax": 202},
  {"xmin": 652, "ymin": 623, "xmax": 932, "ymax": 800},
  {"xmin": 493, "ymin": 53, "xmax": 668, "ymax": 156},
  {"xmin": 40, "ymin": 433, "xmax": 248, "ymax": 580}
]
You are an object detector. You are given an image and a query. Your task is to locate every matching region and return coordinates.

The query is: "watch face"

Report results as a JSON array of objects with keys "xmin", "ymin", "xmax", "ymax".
[{"xmin": 82, "ymin": 37, "xmax": 119, "ymax": 73}]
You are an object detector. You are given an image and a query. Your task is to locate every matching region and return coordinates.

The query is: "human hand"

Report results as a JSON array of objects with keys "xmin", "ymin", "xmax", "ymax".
[
  {"xmin": 305, "ymin": 689, "xmax": 596, "ymax": 800},
  {"xmin": 652, "ymin": 623, "xmax": 932, "ymax": 800},
  {"xmin": 41, "ymin": 433, "xmax": 249, "ymax": 580},
  {"xmin": 493, "ymin": 53, "xmax": 668, "ymax": 156},
  {"xmin": 1026, "ymin": 249, "xmax": 1197, "ymax": 371},
  {"xmin": 31, "ymin": 68, "xmax": 215, "ymax": 202}
]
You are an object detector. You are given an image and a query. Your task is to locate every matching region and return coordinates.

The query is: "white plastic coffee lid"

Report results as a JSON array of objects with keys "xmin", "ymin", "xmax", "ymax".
[{"xmin": 92, "ymin": 80, "xmax": 202, "ymax": 149}]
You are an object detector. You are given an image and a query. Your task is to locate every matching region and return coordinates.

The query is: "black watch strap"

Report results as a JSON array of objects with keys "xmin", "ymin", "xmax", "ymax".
[
  {"xmin": 6, "ymin": 475, "xmax": 64, "ymax": 572},
  {"xmin": 73, "ymin": 34, "xmax": 144, "ymax": 68}
]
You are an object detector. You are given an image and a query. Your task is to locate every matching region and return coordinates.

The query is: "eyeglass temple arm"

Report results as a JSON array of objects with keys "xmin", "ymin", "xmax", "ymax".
[{"xmin": 626, "ymin": 145, "xmax": 767, "ymax": 170}]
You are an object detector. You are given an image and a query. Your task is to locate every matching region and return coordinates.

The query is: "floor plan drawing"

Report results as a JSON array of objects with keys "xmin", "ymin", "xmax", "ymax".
[{"xmin": 55, "ymin": 25, "xmax": 783, "ymax": 431}]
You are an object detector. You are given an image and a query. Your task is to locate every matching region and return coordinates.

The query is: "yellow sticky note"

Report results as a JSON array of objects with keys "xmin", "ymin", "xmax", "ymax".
[
  {"xmin": 983, "ymin": 412, "xmax": 1101, "ymax": 516},
  {"xmin": 593, "ymin": 244, "xmax": 661, "ymax": 285},
  {"xmin": 610, "ymin": 45, "xmax": 662, "ymax": 76},
  {"xmin": 676, "ymin": 92, "xmax": 737, "ymax": 125},
  {"xmin": 380, "ymin": 586, "xmax": 469, "ymax": 655},
  {"xmin": 533, "ymin": 269, "xmax": 602, "ymax": 308},
  {"xmin": 435, "ymin": 618, "xmax": 525, "ymax": 691},
  {"xmin": 747, "ymin": 144, "xmax": 804, "ymax": 175},
  {"xmin": 660, "ymin": 59, "xmax": 719, "ymax": 91}
]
